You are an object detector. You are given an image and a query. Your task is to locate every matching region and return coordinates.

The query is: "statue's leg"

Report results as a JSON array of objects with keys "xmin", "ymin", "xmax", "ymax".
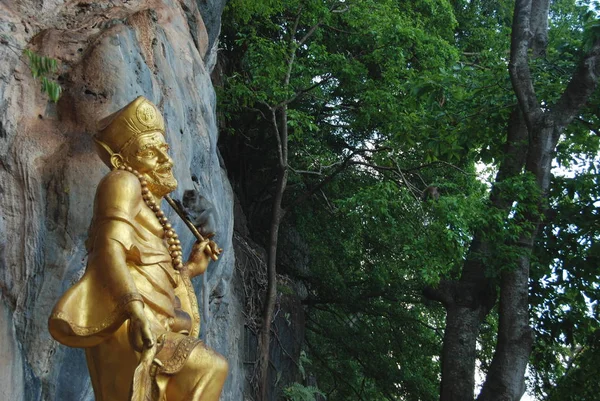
[
  {"xmin": 85, "ymin": 323, "xmax": 138, "ymax": 401},
  {"xmin": 164, "ymin": 343, "xmax": 228, "ymax": 401}
]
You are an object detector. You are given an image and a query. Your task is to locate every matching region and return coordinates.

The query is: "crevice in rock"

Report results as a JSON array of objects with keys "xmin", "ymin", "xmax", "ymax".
[
  {"xmin": 0, "ymin": 120, "xmax": 7, "ymax": 138},
  {"xmin": 181, "ymin": 1, "xmax": 201, "ymax": 54}
]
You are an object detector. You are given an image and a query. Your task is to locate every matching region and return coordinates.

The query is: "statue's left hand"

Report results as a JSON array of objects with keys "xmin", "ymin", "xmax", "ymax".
[
  {"xmin": 186, "ymin": 239, "xmax": 222, "ymax": 275},
  {"xmin": 126, "ymin": 301, "xmax": 155, "ymax": 352}
]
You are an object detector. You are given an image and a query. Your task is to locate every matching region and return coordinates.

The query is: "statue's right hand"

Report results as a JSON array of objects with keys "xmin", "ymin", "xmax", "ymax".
[{"xmin": 126, "ymin": 301, "xmax": 155, "ymax": 352}]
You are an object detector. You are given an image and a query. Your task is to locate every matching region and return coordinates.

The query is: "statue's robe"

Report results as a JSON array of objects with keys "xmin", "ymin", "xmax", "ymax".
[{"xmin": 48, "ymin": 170, "xmax": 227, "ymax": 401}]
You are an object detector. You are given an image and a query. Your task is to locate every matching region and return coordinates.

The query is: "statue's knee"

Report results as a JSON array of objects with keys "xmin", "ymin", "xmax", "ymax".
[
  {"xmin": 186, "ymin": 345, "xmax": 228, "ymax": 380},
  {"xmin": 212, "ymin": 354, "xmax": 229, "ymax": 378}
]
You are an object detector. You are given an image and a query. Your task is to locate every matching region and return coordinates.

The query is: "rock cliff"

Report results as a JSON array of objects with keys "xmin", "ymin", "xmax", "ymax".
[{"xmin": 0, "ymin": 1, "xmax": 243, "ymax": 399}]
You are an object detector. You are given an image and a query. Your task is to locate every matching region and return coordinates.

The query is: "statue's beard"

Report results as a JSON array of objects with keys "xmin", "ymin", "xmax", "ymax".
[{"xmin": 146, "ymin": 168, "xmax": 178, "ymax": 198}]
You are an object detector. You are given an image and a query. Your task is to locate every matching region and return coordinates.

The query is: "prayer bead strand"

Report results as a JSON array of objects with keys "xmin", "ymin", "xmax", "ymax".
[{"xmin": 118, "ymin": 165, "xmax": 184, "ymax": 270}]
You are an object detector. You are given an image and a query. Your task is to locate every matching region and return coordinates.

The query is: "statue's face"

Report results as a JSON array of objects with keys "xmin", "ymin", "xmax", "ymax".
[{"xmin": 122, "ymin": 132, "xmax": 178, "ymax": 197}]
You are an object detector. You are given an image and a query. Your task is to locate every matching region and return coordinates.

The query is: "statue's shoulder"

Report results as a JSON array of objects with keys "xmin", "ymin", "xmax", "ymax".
[
  {"xmin": 98, "ymin": 170, "xmax": 140, "ymax": 191},
  {"xmin": 95, "ymin": 170, "xmax": 143, "ymax": 215}
]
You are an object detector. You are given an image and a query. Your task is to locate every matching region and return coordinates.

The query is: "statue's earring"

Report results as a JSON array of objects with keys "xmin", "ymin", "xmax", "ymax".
[
  {"xmin": 93, "ymin": 137, "xmax": 123, "ymax": 170},
  {"xmin": 110, "ymin": 154, "xmax": 125, "ymax": 170}
]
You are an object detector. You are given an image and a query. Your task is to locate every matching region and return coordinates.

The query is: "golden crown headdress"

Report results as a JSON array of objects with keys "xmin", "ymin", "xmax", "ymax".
[{"xmin": 94, "ymin": 96, "xmax": 165, "ymax": 168}]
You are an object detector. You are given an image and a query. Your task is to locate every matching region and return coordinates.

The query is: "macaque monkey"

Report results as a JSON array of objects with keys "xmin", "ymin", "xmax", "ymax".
[
  {"xmin": 421, "ymin": 186, "xmax": 440, "ymax": 201},
  {"xmin": 178, "ymin": 190, "xmax": 217, "ymax": 238}
]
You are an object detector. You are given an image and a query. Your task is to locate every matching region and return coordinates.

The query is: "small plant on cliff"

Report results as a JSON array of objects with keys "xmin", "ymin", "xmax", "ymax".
[
  {"xmin": 1, "ymin": 34, "xmax": 63, "ymax": 103},
  {"xmin": 1, "ymin": 34, "xmax": 62, "ymax": 103},
  {"xmin": 23, "ymin": 49, "xmax": 62, "ymax": 103}
]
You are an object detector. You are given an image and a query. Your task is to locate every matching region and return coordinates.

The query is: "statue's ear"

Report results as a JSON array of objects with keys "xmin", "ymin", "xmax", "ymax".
[
  {"xmin": 93, "ymin": 136, "xmax": 121, "ymax": 169},
  {"xmin": 110, "ymin": 153, "xmax": 124, "ymax": 170}
]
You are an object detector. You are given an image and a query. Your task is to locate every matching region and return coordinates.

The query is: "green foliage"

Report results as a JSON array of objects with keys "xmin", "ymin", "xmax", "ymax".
[
  {"xmin": 298, "ymin": 350, "xmax": 311, "ymax": 380},
  {"xmin": 582, "ymin": 1, "xmax": 600, "ymax": 52},
  {"xmin": 277, "ymin": 283, "xmax": 296, "ymax": 296},
  {"xmin": 282, "ymin": 351, "xmax": 325, "ymax": 401},
  {"xmin": 220, "ymin": 0, "xmax": 600, "ymax": 399},
  {"xmin": 530, "ymin": 166, "xmax": 600, "ymax": 397},
  {"xmin": 220, "ymin": 1, "xmax": 512, "ymax": 399},
  {"xmin": 23, "ymin": 49, "xmax": 62, "ymax": 102},
  {"xmin": 283, "ymin": 383, "xmax": 325, "ymax": 401},
  {"xmin": 545, "ymin": 331, "xmax": 600, "ymax": 401},
  {"xmin": 291, "ymin": 163, "xmax": 482, "ymax": 399},
  {"xmin": 23, "ymin": 48, "xmax": 58, "ymax": 78},
  {"xmin": 525, "ymin": 4, "xmax": 600, "ymax": 397}
]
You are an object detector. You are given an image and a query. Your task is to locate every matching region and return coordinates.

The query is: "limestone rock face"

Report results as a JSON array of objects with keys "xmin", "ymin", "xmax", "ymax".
[{"xmin": 0, "ymin": 1, "xmax": 241, "ymax": 400}]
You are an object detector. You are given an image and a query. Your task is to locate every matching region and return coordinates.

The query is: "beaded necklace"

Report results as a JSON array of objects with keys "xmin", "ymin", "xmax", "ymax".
[{"xmin": 117, "ymin": 164, "xmax": 184, "ymax": 270}]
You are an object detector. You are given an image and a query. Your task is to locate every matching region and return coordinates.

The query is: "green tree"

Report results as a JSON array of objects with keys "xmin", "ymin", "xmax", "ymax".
[
  {"xmin": 219, "ymin": 0, "xmax": 600, "ymax": 400},
  {"xmin": 220, "ymin": 1, "xmax": 462, "ymax": 398}
]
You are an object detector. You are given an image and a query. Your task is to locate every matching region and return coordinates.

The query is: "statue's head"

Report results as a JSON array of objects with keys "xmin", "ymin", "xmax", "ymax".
[{"xmin": 94, "ymin": 96, "xmax": 177, "ymax": 197}]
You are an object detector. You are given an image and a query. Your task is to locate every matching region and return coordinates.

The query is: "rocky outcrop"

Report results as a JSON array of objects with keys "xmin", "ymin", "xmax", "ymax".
[{"xmin": 0, "ymin": 1, "xmax": 242, "ymax": 400}]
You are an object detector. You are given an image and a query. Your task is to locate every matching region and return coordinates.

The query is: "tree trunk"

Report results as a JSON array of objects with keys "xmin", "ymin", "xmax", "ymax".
[
  {"xmin": 448, "ymin": 0, "xmax": 600, "ymax": 396},
  {"xmin": 430, "ymin": 107, "xmax": 529, "ymax": 401},
  {"xmin": 478, "ymin": 112, "xmax": 557, "ymax": 400},
  {"xmin": 257, "ymin": 167, "xmax": 287, "ymax": 400},
  {"xmin": 440, "ymin": 300, "xmax": 485, "ymax": 401},
  {"xmin": 477, "ymin": 253, "xmax": 535, "ymax": 401},
  {"xmin": 258, "ymin": 105, "xmax": 289, "ymax": 400},
  {"xmin": 254, "ymin": 8, "xmax": 328, "ymax": 398},
  {"xmin": 432, "ymin": 235, "xmax": 496, "ymax": 401},
  {"xmin": 478, "ymin": 0, "xmax": 600, "ymax": 394}
]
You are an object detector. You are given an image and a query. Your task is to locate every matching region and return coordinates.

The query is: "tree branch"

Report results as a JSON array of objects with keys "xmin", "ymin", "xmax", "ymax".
[
  {"xmin": 269, "ymin": 106, "xmax": 285, "ymax": 167},
  {"xmin": 552, "ymin": 38, "xmax": 600, "ymax": 130},
  {"xmin": 350, "ymin": 160, "xmax": 396, "ymax": 172},
  {"xmin": 290, "ymin": 159, "xmax": 345, "ymax": 176},
  {"xmin": 575, "ymin": 117, "xmax": 600, "ymax": 136},
  {"xmin": 284, "ymin": 6, "xmax": 303, "ymax": 88},
  {"xmin": 277, "ymin": 75, "xmax": 334, "ymax": 108},
  {"xmin": 403, "ymin": 160, "xmax": 475, "ymax": 175},
  {"xmin": 423, "ymin": 280, "xmax": 455, "ymax": 307},
  {"xmin": 509, "ymin": 0, "xmax": 544, "ymax": 129},
  {"xmin": 284, "ymin": 150, "xmax": 365, "ymax": 213},
  {"xmin": 530, "ymin": 0, "xmax": 550, "ymax": 57},
  {"xmin": 392, "ymin": 158, "xmax": 422, "ymax": 204}
]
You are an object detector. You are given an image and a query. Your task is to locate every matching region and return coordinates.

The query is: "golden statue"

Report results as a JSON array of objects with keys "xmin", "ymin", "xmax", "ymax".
[{"xmin": 48, "ymin": 96, "xmax": 228, "ymax": 401}]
